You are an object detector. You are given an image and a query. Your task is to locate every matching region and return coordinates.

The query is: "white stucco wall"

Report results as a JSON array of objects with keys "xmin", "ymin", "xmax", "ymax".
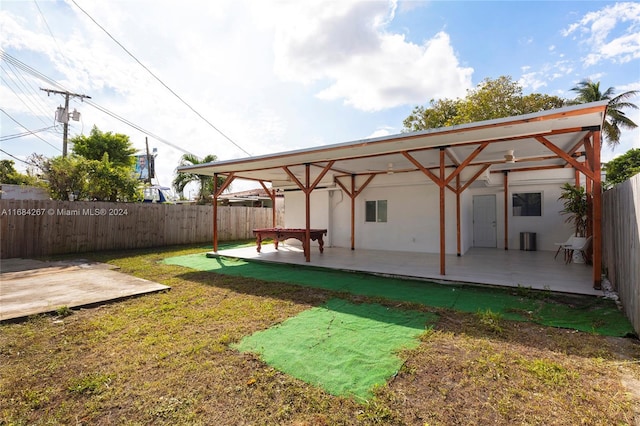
[
  {"xmin": 282, "ymin": 169, "xmax": 575, "ymax": 254},
  {"xmin": 283, "ymin": 190, "xmax": 330, "ymax": 247},
  {"xmin": 357, "ymin": 180, "xmax": 458, "ymax": 253},
  {"xmin": 461, "ymin": 190, "xmax": 474, "ymax": 254},
  {"xmin": 284, "ymin": 173, "xmax": 459, "ymax": 254},
  {"xmin": 284, "ymin": 190, "xmax": 329, "ymax": 228},
  {"xmin": 508, "ymin": 183, "xmax": 573, "ymax": 251},
  {"xmin": 467, "ymin": 169, "xmax": 575, "ymax": 251}
]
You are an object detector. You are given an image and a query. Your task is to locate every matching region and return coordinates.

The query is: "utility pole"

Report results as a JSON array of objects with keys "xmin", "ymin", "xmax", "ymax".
[
  {"xmin": 40, "ymin": 88, "xmax": 91, "ymax": 157},
  {"xmin": 145, "ymin": 137, "xmax": 152, "ymax": 185}
]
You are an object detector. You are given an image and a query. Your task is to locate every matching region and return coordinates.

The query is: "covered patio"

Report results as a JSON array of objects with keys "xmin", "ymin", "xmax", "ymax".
[
  {"xmin": 210, "ymin": 244, "xmax": 600, "ymax": 296},
  {"xmin": 180, "ymin": 101, "xmax": 608, "ymax": 290}
]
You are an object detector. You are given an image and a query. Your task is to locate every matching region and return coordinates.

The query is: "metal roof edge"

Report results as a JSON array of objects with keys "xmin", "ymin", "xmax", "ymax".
[{"xmin": 177, "ymin": 100, "xmax": 609, "ymax": 173}]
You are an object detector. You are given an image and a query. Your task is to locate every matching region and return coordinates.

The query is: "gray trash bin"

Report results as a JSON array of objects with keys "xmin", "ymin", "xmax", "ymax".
[{"xmin": 520, "ymin": 232, "xmax": 537, "ymax": 251}]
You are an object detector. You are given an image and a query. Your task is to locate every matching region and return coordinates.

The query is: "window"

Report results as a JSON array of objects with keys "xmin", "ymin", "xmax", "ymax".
[
  {"xmin": 512, "ymin": 192, "xmax": 541, "ymax": 216},
  {"xmin": 365, "ymin": 200, "xmax": 387, "ymax": 222}
]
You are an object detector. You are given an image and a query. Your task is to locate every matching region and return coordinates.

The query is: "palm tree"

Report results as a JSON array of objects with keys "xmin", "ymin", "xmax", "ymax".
[
  {"xmin": 569, "ymin": 79, "xmax": 638, "ymax": 148},
  {"xmin": 173, "ymin": 154, "xmax": 225, "ymax": 204}
]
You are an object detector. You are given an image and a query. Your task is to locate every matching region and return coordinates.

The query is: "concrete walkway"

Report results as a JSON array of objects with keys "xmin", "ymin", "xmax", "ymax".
[{"xmin": 0, "ymin": 258, "xmax": 170, "ymax": 321}]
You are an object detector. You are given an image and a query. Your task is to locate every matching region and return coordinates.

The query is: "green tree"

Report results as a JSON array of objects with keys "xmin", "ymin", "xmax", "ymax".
[
  {"xmin": 0, "ymin": 159, "xmax": 39, "ymax": 185},
  {"xmin": 71, "ymin": 126, "xmax": 136, "ymax": 167},
  {"xmin": 456, "ymin": 76, "xmax": 524, "ymax": 122},
  {"xmin": 33, "ymin": 153, "xmax": 141, "ymax": 202},
  {"xmin": 403, "ymin": 76, "xmax": 565, "ymax": 131},
  {"xmin": 85, "ymin": 153, "xmax": 142, "ymax": 202},
  {"xmin": 403, "ymin": 98, "xmax": 461, "ymax": 131},
  {"xmin": 31, "ymin": 125, "xmax": 142, "ymax": 202},
  {"xmin": 173, "ymin": 154, "xmax": 225, "ymax": 204},
  {"xmin": 569, "ymin": 79, "xmax": 638, "ymax": 148},
  {"xmin": 603, "ymin": 148, "xmax": 640, "ymax": 188},
  {"xmin": 31, "ymin": 154, "xmax": 90, "ymax": 201}
]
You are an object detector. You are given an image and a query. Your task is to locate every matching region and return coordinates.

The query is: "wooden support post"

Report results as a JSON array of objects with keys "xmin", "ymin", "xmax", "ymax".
[
  {"xmin": 586, "ymin": 173, "xmax": 593, "ymax": 238},
  {"xmin": 283, "ymin": 161, "xmax": 333, "ymax": 262},
  {"xmin": 335, "ymin": 174, "xmax": 375, "ymax": 252},
  {"xmin": 439, "ymin": 148, "xmax": 446, "ymax": 275},
  {"xmin": 456, "ymin": 175, "xmax": 461, "ymax": 256},
  {"xmin": 305, "ymin": 164, "xmax": 311, "ymax": 263},
  {"xmin": 213, "ymin": 173, "xmax": 218, "ymax": 253},
  {"xmin": 592, "ymin": 131, "xmax": 602, "ymax": 289},
  {"xmin": 503, "ymin": 170, "xmax": 509, "ymax": 250},
  {"xmin": 351, "ymin": 175, "xmax": 356, "ymax": 250},
  {"xmin": 271, "ymin": 189, "xmax": 277, "ymax": 228},
  {"xmin": 211, "ymin": 173, "xmax": 235, "ymax": 253}
]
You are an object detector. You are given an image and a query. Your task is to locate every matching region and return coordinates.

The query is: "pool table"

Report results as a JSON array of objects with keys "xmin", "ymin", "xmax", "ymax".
[{"xmin": 253, "ymin": 228, "xmax": 327, "ymax": 257}]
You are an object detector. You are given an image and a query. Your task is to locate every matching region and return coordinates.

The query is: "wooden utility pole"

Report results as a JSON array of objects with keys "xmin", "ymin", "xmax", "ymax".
[
  {"xmin": 40, "ymin": 88, "xmax": 91, "ymax": 156},
  {"xmin": 145, "ymin": 137, "xmax": 152, "ymax": 185}
]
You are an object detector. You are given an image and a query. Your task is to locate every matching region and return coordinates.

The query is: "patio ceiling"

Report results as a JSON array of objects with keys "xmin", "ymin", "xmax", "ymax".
[{"xmin": 178, "ymin": 101, "xmax": 608, "ymax": 188}]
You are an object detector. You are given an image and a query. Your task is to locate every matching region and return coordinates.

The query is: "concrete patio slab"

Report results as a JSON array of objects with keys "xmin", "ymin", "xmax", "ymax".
[
  {"xmin": 0, "ymin": 258, "xmax": 170, "ymax": 321},
  {"xmin": 210, "ymin": 244, "xmax": 601, "ymax": 297}
]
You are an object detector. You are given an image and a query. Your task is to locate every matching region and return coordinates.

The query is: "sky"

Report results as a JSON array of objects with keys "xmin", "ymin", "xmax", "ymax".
[{"xmin": 1, "ymin": 0, "xmax": 639, "ymax": 196}]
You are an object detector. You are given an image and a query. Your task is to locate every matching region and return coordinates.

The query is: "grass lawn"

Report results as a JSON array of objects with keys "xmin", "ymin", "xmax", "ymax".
[{"xmin": 1, "ymin": 243, "xmax": 639, "ymax": 425}]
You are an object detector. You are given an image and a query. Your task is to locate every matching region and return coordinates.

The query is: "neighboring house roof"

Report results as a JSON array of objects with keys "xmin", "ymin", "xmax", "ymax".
[
  {"xmin": 218, "ymin": 188, "xmax": 283, "ymax": 199},
  {"xmin": 177, "ymin": 101, "xmax": 608, "ymax": 188},
  {"xmin": 218, "ymin": 188, "xmax": 283, "ymax": 206}
]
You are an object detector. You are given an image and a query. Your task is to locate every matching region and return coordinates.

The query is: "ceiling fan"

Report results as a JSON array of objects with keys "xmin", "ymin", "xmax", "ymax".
[
  {"xmin": 504, "ymin": 150, "xmax": 516, "ymax": 163},
  {"xmin": 366, "ymin": 162, "xmax": 395, "ymax": 174}
]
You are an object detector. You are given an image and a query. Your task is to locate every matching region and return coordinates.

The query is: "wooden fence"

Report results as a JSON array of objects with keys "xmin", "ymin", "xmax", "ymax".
[
  {"xmin": 0, "ymin": 200, "xmax": 282, "ymax": 259},
  {"xmin": 602, "ymin": 173, "xmax": 640, "ymax": 335}
]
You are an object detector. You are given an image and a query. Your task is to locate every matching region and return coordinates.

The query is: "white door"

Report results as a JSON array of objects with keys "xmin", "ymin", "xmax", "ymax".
[{"xmin": 473, "ymin": 195, "xmax": 497, "ymax": 247}]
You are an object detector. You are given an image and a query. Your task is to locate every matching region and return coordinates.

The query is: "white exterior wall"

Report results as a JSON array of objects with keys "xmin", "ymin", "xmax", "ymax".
[
  {"xmin": 283, "ymin": 169, "xmax": 575, "ymax": 254},
  {"xmin": 283, "ymin": 190, "xmax": 330, "ymax": 246},
  {"xmin": 467, "ymin": 169, "xmax": 575, "ymax": 251},
  {"xmin": 355, "ymin": 180, "xmax": 457, "ymax": 254},
  {"xmin": 461, "ymin": 190, "xmax": 474, "ymax": 254},
  {"xmin": 284, "ymin": 173, "xmax": 458, "ymax": 254},
  {"xmin": 508, "ymin": 183, "xmax": 573, "ymax": 251}
]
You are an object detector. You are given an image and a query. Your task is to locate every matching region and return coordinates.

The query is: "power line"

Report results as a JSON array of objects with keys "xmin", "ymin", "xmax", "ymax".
[
  {"xmin": 0, "ymin": 108, "xmax": 62, "ymax": 152},
  {"xmin": 0, "ymin": 148, "xmax": 35, "ymax": 166},
  {"xmin": 70, "ymin": 0, "xmax": 252, "ymax": 157},
  {"xmin": 1, "ymin": 51, "xmax": 195, "ymax": 156},
  {"xmin": 1, "ymin": 64, "xmax": 55, "ymax": 125},
  {"xmin": 1, "ymin": 50, "xmax": 65, "ymax": 90},
  {"xmin": 0, "ymin": 125, "xmax": 59, "ymax": 142},
  {"xmin": 84, "ymin": 99, "xmax": 193, "ymax": 155}
]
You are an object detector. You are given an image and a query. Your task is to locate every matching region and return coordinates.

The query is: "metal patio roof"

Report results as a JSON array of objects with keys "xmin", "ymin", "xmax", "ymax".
[{"xmin": 178, "ymin": 100, "xmax": 608, "ymax": 188}]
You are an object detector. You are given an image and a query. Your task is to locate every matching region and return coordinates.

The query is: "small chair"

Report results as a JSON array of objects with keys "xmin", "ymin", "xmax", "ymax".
[
  {"xmin": 554, "ymin": 236, "xmax": 574, "ymax": 262},
  {"xmin": 566, "ymin": 236, "xmax": 593, "ymax": 264}
]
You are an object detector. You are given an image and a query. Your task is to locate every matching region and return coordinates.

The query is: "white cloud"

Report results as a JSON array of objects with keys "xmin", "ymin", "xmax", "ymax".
[
  {"xmin": 617, "ymin": 81, "xmax": 640, "ymax": 92},
  {"xmin": 519, "ymin": 73, "xmax": 547, "ymax": 91},
  {"xmin": 519, "ymin": 60, "xmax": 574, "ymax": 93},
  {"xmin": 366, "ymin": 126, "xmax": 395, "ymax": 139},
  {"xmin": 563, "ymin": 2, "xmax": 640, "ymax": 67},
  {"xmin": 1, "ymin": 0, "xmax": 295, "ymax": 190},
  {"xmin": 271, "ymin": 1, "xmax": 473, "ymax": 111}
]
